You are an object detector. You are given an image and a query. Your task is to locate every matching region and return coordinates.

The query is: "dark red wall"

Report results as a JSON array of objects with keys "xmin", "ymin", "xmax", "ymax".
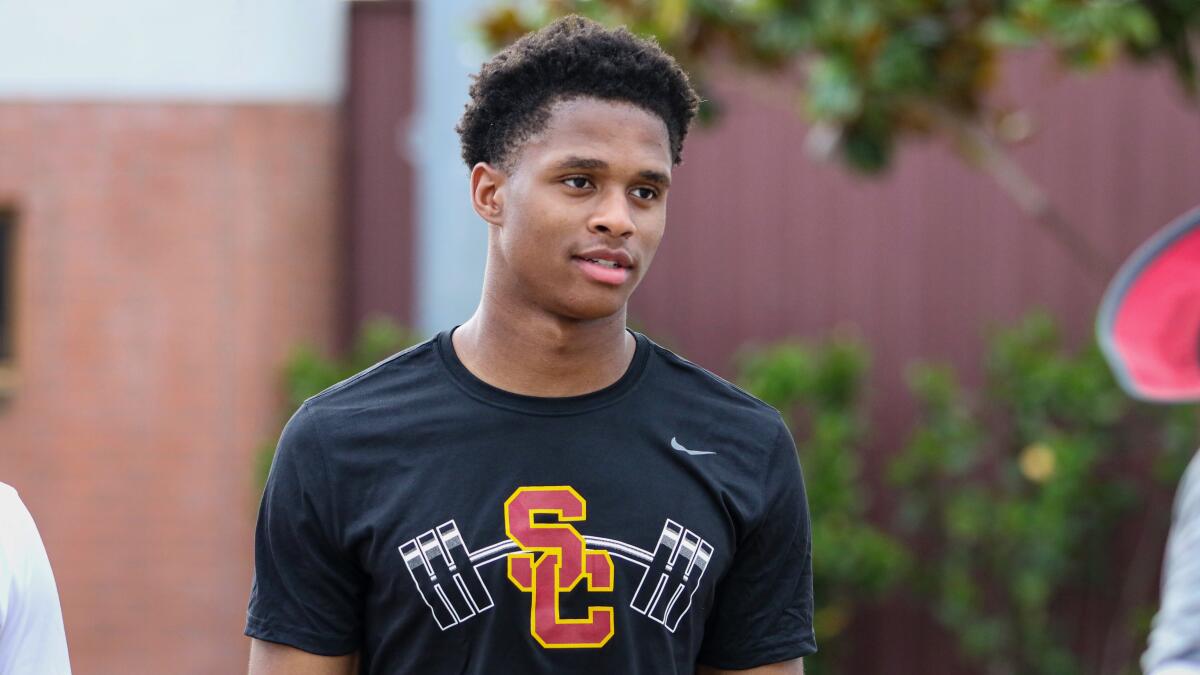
[
  {"xmin": 635, "ymin": 52, "xmax": 1200, "ymax": 435},
  {"xmin": 343, "ymin": 16, "xmax": 1200, "ymax": 668},
  {"xmin": 344, "ymin": 0, "xmax": 417, "ymax": 342},
  {"xmin": 630, "ymin": 52, "xmax": 1200, "ymax": 672}
]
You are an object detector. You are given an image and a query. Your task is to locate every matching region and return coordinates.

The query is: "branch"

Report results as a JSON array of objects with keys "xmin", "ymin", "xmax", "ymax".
[
  {"xmin": 707, "ymin": 59, "xmax": 1118, "ymax": 288},
  {"xmin": 921, "ymin": 104, "xmax": 1116, "ymax": 288}
]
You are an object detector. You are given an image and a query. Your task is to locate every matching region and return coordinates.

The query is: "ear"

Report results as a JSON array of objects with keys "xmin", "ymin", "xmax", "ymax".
[{"xmin": 470, "ymin": 162, "xmax": 506, "ymax": 226}]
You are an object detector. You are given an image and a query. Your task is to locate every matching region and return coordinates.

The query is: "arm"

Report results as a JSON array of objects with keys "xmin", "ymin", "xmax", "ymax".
[
  {"xmin": 697, "ymin": 657, "xmax": 804, "ymax": 674},
  {"xmin": 695, "ymin": 421, "xmax": 817, "ymax": 671},
  {"xmin": 245, "ymin": 406, "xmax": 365, "ymax": 664},
  {"xmin": 248, "ymin": 639, "xmax": 358, "ymax": 675}
]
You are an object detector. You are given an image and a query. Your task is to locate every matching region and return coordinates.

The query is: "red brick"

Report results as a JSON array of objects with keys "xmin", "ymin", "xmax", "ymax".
[{"xmin": 0, "ymin": 101, "xmax": 339, "ymax": 674}]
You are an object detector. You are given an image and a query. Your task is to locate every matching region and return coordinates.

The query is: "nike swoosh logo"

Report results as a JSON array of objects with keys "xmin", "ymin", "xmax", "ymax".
[{"xmin": 671, "ymin": 437, "xmax": 717, "ymax": 456}]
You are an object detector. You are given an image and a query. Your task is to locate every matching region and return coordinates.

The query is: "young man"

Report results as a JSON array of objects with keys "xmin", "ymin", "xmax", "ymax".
[{"xmin": 246, "ymin": 16, "xmax": 815, "ymax": 675}]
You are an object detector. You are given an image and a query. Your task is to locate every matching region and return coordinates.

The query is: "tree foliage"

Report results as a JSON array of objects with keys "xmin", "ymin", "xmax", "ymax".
[
  {"xmin": 734, "ymin": 313, "xmax": 1197, "ymax": 674},
  {"xmin": 890, "ymin": 313, "xmax": 1198, "ymax": 675},
  {"xmin": 483, "ymin": 0, "xmax": 1196, "ymax": 173},
  {"xmin": 480, "ymin": 0, "xmax": 1200, "ymax": 280}
]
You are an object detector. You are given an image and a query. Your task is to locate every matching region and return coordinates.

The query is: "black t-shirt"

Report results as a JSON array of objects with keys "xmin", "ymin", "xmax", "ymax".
[{"xmin": 246, "ymin": 329, "xmax": 816, "ymax": 674}]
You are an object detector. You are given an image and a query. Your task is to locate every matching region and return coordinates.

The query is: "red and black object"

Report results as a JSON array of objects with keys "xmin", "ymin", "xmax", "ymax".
[{"xmin": 1097, "ymin": 205, "xmax": 1200, "ymax": 403}]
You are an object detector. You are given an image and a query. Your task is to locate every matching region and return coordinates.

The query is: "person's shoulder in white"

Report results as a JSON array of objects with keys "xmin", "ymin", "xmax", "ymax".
[{"xmin": 0, "ymin": 482, "xmax": 72, "ymax": 675}]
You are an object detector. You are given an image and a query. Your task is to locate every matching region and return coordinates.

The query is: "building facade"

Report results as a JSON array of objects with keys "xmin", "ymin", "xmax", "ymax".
[{"xmin": 0, "ymin": 2, "xmax": 346, "ymax": 672}]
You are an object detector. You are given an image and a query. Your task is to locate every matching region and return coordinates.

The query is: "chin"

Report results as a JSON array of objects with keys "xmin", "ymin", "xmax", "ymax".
[{"xmin": 550, "ymin": 291, "xmax": 629, "ymax": 322}]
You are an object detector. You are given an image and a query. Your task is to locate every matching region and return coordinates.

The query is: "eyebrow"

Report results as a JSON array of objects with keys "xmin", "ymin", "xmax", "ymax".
[{"xmin": 551, "ymin": 156, "xmax": 671, "ymax": 188}]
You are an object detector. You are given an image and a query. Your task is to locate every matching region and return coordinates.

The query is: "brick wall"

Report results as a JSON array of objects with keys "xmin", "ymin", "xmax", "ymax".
[{"xmin": 0, "ymin": 102, "xmax": 340, "ymax": 674}]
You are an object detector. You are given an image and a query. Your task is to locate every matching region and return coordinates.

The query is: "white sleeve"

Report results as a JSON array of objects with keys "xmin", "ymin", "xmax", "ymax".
[
  {"xmin": 1150, "ymin": 665, "xmax": 1200, "ymax": 675},
  {"xmin": 1144, "ymin": 452, "xmax": 1200, "ymax": 675},
  {"xmin": 0, "ymin": 484, "xmax": 72, "ymax": 675}
]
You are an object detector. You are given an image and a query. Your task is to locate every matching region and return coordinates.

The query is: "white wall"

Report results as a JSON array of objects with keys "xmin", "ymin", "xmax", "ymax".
[{"xmin": 0, "ymin": 0, "xmax": 346, "ymax": 102}]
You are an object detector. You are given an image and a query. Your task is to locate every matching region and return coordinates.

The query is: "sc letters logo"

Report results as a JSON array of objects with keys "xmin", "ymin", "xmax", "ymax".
[
  {"xmin": 398, "ymin": 486, "xmax": 715, "ymax": 649},
  {"xmin": 505, "ymin": 486, "xmax": 616, "ymax": 648}
]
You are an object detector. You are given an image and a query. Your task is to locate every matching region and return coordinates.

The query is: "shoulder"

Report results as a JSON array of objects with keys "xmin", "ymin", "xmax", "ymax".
[
  {"xmin": 1176, "ymin": 450, "xmax": 1200, "ymax": 519},
  {"xmin": 0, "ymin": 482, "xmax": 31, "ymax": 532},
  {"xmin": 0, "ymin": 483, "xmax": 40, "ymax": 566},
  {"xmin": 305, "ymin": 337, "xmax": 438, "ymax": 409},
  {"xmin": 644, "ymin": 337, "xmax": 784, "ymax": 421},
  {"xmin": 0, "ymin": 481, "xmax": 18, "ymax": 507},
  {"xmin": 641, "ymin": 336, "xmax": 788, "ymax": 450},
  {"xmin": 273, "ymin": 337, "xmax": 442, "ymax": 460}
]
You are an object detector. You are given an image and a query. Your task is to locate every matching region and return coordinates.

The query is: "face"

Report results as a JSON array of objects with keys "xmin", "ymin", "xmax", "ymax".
[{"xmin": 471, "ymin": 97, "xmax": 673, "ymax": 322}]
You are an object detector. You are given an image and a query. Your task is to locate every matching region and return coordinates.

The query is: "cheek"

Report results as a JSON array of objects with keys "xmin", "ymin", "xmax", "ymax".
[
  {"xmin": 497, "ymin": 204, "xmax": 568, "ymax": 273},
  {"xmin": 637, "ymin": 214, "xmax": 668, "ymax": 263}
]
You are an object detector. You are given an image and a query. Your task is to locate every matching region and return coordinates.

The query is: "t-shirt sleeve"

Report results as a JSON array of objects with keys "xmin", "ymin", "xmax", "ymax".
[
  {"xmin": 1143, "ymin": 450, "xmax": 1200, "ymax": 675},
  {"xmin": 696, "ymin": 418, "xmax": 817, "ymax": 669},
  {"xmin": 245, "ymin": 403, "xmax": 364, "ymax": 655}
]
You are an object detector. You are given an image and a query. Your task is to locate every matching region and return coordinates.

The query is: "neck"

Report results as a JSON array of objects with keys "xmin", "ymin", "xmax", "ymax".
[{"xmin": 452, "ymin": 297, "xmax": 635, "ymax": 398}]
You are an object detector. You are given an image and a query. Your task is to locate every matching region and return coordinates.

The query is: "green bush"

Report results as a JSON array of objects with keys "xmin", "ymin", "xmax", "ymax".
[
  {"xmin": 889, "ymin": 313, "xmax": 1197, "ymax": 675},
  {"xmin": 738, "ymin": 335, "xmax": 912, "ymax": 672}
]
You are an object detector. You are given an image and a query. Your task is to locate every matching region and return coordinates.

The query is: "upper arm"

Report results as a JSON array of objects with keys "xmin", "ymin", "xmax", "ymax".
[
  {"xmin": 696, "ymin": 421, "xmax": 817, "ymax": 669},
  {"xmin": 245, "ymin": 405, "xmax": 365, "ymax": 655},
  {"xmin": 248, "ymin": 639, "xmax": 357, "ymax": 675},
  {"xmin": 696, "ymin": 657, "xmax": 804, "ymax": 674}
]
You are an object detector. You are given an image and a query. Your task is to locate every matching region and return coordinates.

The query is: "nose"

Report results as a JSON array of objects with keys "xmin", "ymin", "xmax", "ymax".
[{"xmin": 587, "ymin": 190, "xmax": 637, "ymax": 239}]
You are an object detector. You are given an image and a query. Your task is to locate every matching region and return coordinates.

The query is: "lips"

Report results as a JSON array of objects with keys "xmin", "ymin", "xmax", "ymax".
[
  {"xmin": 578, "ymin": 257, "xmax": 622, "ymax": 269},
  {"xmin": 572, "ymin": 247, "xmax": 634, "ymax": 286},
  {"xmin": 574, "ymin": 247, "xmax": 634, "ymax": 269}
]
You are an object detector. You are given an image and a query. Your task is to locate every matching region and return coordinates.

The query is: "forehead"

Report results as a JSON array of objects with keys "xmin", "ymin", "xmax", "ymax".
[{"xmin": 514, "ymin": 97, "xmax": 671, "ymax": 172}]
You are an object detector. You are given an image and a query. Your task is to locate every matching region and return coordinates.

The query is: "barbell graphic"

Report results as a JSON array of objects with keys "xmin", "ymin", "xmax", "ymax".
[{"xmin": 399, "ymin": 519, "xmax": 715, "ymax": 634}]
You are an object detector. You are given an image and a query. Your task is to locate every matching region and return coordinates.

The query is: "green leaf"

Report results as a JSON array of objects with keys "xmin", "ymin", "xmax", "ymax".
[{"xmin": 805, "ymin": 56, "xmax": 864, "ymax": 120}]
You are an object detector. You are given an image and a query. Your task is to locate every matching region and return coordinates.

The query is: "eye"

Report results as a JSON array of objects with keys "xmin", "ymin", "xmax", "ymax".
[
  {"xmin": 630, "ymin": 186, "xmax": 659, "ymax": 201},
  {"xmin": 563, "ymin": 176, "xmax": 593, "ymax": 190}
]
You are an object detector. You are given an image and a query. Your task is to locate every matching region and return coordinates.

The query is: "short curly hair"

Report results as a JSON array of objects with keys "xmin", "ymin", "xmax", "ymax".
[{"xmin": 457, "ymin": 15, "xmax": 700, "ymax": 170}]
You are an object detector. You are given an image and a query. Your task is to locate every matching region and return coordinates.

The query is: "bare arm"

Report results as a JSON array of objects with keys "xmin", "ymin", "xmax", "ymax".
[
  {"xmin": 248, "ymin": 639, "xmax": 358, "ymax": 675},
  {"xmin": 697, "ymin": 658, "xmax": 804, "ymax": 675}
]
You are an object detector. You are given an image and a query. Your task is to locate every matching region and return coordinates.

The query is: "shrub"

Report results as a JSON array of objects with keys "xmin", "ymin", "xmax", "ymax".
[
  {"xmin": 889, "ymin": 313, "xmax": 1197, "ymax": 675},
  {"xmin": 738, "ymin": 335, "xmax": 911, "ymax": 672}
]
